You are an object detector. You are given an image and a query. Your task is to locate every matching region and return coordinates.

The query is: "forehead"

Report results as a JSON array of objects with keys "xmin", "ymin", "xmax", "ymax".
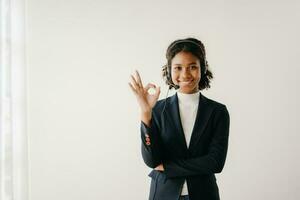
[{"xmin": 171, "ymin": 51, "xmax": 199, "ymax": 64}]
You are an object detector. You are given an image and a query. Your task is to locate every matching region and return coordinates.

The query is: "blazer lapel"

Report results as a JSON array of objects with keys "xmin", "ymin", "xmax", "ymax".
[
  {"xmin": 168, "ymin": 92, "xmax": 214, "ymax": 152},
  {"xmin": 169, "ymin": 93, "xmax": 188, "ymax": 151},
  {"xmin": 188, "ymin": 92, "xmax": 214, "ymax": 151}
]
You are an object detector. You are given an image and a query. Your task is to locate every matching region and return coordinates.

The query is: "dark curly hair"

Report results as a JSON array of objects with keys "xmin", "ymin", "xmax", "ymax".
[{"xmin": 162, "ymin": 37, "xmax": 213, "ymax": 90}]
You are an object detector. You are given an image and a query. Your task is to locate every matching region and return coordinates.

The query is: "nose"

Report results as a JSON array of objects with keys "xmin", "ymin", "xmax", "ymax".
[{"xmin": 182, "ymin": 68, "xmax": 191, "ymax": 78}]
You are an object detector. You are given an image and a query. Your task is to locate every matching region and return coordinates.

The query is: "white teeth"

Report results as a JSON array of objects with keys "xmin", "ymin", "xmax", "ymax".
[
  {"xmin": 180, "ymin": 80, "xmax": 193, "ymax": 85},
  {"xmin": 181, "ymin": 80, "xmax": 192, "ymax": 83}
]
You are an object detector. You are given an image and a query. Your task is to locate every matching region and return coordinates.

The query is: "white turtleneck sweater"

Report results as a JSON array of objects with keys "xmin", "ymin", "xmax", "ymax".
[{"xmin": 176, "ymin": 90, "xmax": 200, "ymax": 196}]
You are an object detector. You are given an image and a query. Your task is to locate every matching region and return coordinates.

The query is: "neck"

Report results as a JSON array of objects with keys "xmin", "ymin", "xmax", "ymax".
[{"xmin": 178, "ymin": 89, "xmax": 199, "ymax": 94}]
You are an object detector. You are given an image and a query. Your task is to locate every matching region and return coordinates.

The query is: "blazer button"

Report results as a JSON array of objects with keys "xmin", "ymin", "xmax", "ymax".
[{"xmin": 146, "ymin": 141, "xmax": 151, "ymax": 146}]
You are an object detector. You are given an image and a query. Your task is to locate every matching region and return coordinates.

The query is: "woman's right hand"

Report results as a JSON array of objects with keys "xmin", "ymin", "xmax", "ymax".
[{"xmin": 128, "ymin": 70, "xmax": 161, "ymax": 114}]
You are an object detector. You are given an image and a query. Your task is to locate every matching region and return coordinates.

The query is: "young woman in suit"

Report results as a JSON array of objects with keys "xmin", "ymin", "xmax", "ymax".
[{"xmin": 129, "ymin": 37, "xmax": 230, "ymax": 200}]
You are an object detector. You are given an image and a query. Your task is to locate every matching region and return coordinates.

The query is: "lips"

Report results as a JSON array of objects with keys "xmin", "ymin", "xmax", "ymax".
[
  {"xmin": 179, "ymin": 79, "xmax": 193, "ymax": 85},
  {"xmin": 181, "ymin": 80, "xmax": 192, "ymax": 82},
  {"xmin": 180, "ymin": 79, "xmax": 193, "ymax": 82}
]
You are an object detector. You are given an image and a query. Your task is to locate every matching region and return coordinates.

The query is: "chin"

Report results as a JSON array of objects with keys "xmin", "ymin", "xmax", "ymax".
[{"xmin": 179, "ymin": 87, "xmax": 199, "ymax": 94}]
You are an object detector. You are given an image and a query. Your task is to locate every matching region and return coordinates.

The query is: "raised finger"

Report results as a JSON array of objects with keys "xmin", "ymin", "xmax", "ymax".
[
  {"xmin": 135, "ymin": 70, "xmax": 144, "ymax": 88},
  {"xmin": 130, "ymin": 75, "xmax": 140, "ymax": 90},
  {"xmin": 128, "ymin": 82, "xmax": 137, "ymax": 95}
]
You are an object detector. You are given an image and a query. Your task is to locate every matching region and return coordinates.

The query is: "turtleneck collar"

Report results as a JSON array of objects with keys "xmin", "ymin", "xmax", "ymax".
[{"xmin": 176, "ymin": 90, "xmax": 200, "ymax": 104}]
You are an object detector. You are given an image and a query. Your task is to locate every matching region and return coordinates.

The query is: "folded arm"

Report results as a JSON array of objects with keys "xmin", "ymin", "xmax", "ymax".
[{"xmin": 162, "ymin": 105, "xmax": 230, "ymax": 178}]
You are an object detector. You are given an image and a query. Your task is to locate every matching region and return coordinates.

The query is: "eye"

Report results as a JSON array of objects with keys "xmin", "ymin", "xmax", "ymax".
[
  {"xmin": 190, "ymin": 65, "xmax": 198, "ymax": 69},
  {"xmin": 174, "ymin": 66, "xmax": 182, "ymax": 71}
]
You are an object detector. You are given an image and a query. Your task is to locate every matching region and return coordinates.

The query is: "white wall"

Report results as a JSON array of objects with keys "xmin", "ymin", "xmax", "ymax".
[{"xmin": 26, "ymin": 0, "xmax": 300, "ymax": 199}]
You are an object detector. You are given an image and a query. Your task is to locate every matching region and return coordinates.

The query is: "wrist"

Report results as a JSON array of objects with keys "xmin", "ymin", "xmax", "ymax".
[{"xmin": 141, "ymin": 111, "xmax": 152, "ymax": 126}]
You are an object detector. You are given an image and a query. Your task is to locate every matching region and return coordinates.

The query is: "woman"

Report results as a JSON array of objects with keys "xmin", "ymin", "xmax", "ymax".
[{"xmin": 129, "ymin": 37, "xmax": 230, "ymax": 200}]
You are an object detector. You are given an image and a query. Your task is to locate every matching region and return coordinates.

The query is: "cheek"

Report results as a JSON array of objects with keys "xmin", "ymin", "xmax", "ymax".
[
  {"xmin": 194, "ymin": 70, "xmax": 201, "ymax": 78},
  {"xmin": 171, "ymin": 71, "xmax": 178, "ymax": 79}
]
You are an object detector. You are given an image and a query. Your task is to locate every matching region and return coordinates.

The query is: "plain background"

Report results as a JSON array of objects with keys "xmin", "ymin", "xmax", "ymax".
[{"xmin": 26, "ymin": 0, "xmax": 300, "ymax": 199}]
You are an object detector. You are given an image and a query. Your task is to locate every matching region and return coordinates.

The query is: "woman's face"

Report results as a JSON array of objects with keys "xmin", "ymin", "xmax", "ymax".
[{"xmin": 171, "ymin": 51, "xmax": 201, "ymax": 94}]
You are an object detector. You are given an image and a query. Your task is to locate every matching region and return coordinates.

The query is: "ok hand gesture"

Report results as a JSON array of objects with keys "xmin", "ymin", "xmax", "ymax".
[{"xmin": 128, "ymin": 70, "xmax": 161, "ymax": 113}]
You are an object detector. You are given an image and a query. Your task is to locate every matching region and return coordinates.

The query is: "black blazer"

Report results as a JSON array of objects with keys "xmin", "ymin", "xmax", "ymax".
[{"xmin": 140, "ymin": 92, "xmax": 230, "ymax": 200}]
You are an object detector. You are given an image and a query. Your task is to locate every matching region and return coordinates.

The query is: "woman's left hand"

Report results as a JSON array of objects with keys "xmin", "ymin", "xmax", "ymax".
[{"xmin": 155, "ymin": 164, "xmax": 164, "ymax": 171}]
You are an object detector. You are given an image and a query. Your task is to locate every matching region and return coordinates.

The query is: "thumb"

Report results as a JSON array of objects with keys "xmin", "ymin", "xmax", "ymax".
[{"xmin": 144, "ymin": 83, "xmax": 156, "ymax": 91}]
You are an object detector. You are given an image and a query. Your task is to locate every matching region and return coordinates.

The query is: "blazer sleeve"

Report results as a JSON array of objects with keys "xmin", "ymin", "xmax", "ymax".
[
  {"xmin": 162, "ymin": 105, "xmax": 230, "ymax": 178},
  {"xmin": 140, "ymin": 110, "xmax": 163, "ymax": 168}
]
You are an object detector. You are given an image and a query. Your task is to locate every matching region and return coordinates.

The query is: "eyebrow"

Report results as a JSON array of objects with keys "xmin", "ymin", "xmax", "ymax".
[{"xmin": 173, "ymin": 62, "xmax": 198, "ymax": 66}]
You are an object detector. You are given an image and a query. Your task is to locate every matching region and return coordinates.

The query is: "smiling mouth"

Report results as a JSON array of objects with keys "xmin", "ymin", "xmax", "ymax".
[{"xmin": 179, "ymin": 79, "xmax": 193, "ymax": 85}]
